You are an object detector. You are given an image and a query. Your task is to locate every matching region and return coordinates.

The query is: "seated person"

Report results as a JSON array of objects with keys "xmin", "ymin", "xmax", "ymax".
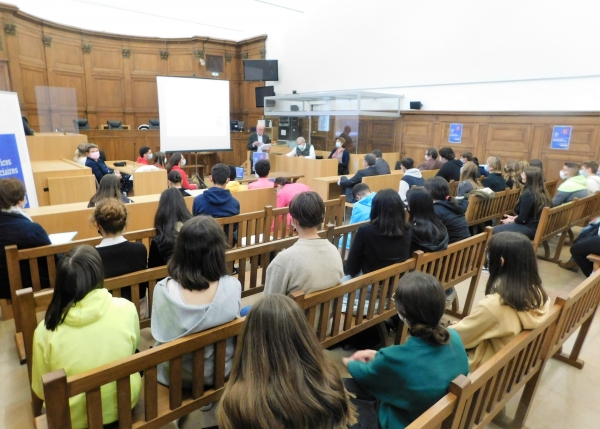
[
  {"xmin": 85, "ymin": 143, "xmax": 122, "ymax": 184},
  {"xmin": 247, "ymin": 159, "xmax": 275, "ymax": 189},
  {"xmin": 373, "ymin": 149, "xmax": 391, "ymax": 175},
  {"xmin": 343, "ymin": 272, "xmax": 469, "ymax": 429},
  {"xmin": 457, "ymin": 161, "xmax": 483, "ymax": 198},
  {"xmin": 0, "ymin": 178, "xmax": 51, "ymax": 301},
  {"xmin": 474, "ymin": 157, "xmax": 489, "ymax": 178},
  {"xmin": 286, "ymin": 136, "xmax": 316, "ymax": 159},
  {"xmin": 225, "ymin": 165, "xmax": 247, "ymax": 193},
  {"xmin": 193, "ymin": 163, "xmax": 240, "ymax": 217},
  {"xmin": 553, "ymin": 162, "xmax": 589, "ymax": 205},
  {"xmin": 92, "ymin": 199, "xmax": 147, "ymax": 300},
  {"xmin": 151, "ymin": 216, "xmax": 241, "ymax": 390},
  {"xmin": 424, "ymin": 177, "xmax": 470, "ymax": 243},
  {"xmin": 148, "ymin": 188, "xmax": 192, "ymax": 268},
  {"xmin": 397, "ymin": 157, "xmax": 424, "ymax": 204},
  {"xmin": 459, "ymin": 151, "xmax": 473, "ymax": 165},
  {"xmin": 340, "ymin": 184, "xmax": 376, "ymax": 249},
  {"xmin": 529, "ymin": 159, "xmax": 545, "ymax": 181},
  {"xmin": 345, "ymin": 189, "xmax": 412, "ymax": 277},
  {"xmin": 406, "ymin": 188, "xmax": 448, "ymax": 254},
  {"xmin": 328, "ymin": 137, "xmax": 350, "ymax": 175},
  {"xmin": 168, "ymin": 153, "xmax": 197, "ymax": 190},
  {"xmin": 504, "ymin": 161, "xmax": 523, "ymax": 190},
  {"xmin": 450, "ymin": 232, "xmax": 550, "ymax": 372},
  {"xmin": 435, "ymin": 147, "xmax": 463, "ymax": 182},
  {"xmin": 264, "ymin": 192, "xmax": 343, "ymax": 296},
  {"xmin": 218, "ymin": 295, "xmax": 356, "ymax": 429},
  {"xmin": 339, "ymin": 153, "xmax": 379, "ymax": 203},
  {"xmin": 168, "ymin": 170, "xmax": 191, "ymax": 197},
  {"xmin": 569, "ymin": 224, "xmax": 600, "ymax": 276},
  {"xmin": 32, "ymin": 245, "xmax": 141, "ymax": 428},
  {"xmin": 581, "ymin": 160, "xmax": 600, "ymax": 194},
  {"xmin": 482, "ymin": 156, "xmax": 507, "ymax": 192},
  {"xmin": 418, "ymin": 147, "xmax": 443, "ymax": 171},
  {"xmin": 275, "ymin": 177, "xmax": 312, "ymax": 228},
  {"xmin": 153, "ymin": 151, "xmax": 167, "ymax": 169},
  {"xmin": 88, "ymin": 174, "xmax": 131, "ymax": 207},
  {"xmin": 136, "ymin": 146, "xmax": 153, "ymax": 165},
  {"xmin": 73, "ymin": 143, "xmax": 87, "ymax": 166}
]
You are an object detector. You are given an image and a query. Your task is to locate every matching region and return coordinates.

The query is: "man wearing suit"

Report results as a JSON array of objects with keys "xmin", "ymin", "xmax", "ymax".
[
  {"xmin": 247, "ymin": 123, "xmax": 271, "ymax": 171},
  {"xmin": 372, "ymin": 149, "xmax": 391, "ymax": 174},
  {"xmin": 339, "ymin": 153, "xmax": 379, "ymax": 203}
]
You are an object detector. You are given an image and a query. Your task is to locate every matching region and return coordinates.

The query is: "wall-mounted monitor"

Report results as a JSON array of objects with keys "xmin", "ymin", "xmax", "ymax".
[
  {"xmin": 255, "ymin": 86, "xmax": 275, "ymax": 108},
  {"xmin": 244, "ymin": 60, "xmax": 279, "ymax": 81}
]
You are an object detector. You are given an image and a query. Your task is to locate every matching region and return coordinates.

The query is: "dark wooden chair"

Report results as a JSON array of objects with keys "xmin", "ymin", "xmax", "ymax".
[{"xmin": 531, "ymin": 203, "xmax": 574, "ymax": 262}]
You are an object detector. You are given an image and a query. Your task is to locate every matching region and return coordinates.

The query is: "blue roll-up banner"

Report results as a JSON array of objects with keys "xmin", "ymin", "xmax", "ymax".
[
  {"xmin": 550, "ymin": 126, "xmax": 572, "ymax": 150},
  {"xmin": 448, "ymin": 123, "xmax": 463, "ymax": 143}
]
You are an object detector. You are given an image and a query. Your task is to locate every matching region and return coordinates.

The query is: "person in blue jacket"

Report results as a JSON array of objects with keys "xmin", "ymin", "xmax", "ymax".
[
  {"xmin": 340, "ymin": 183, "xmax": 375, "ymax": 249},
  {"xmin": 193, "ymin": 163, "xmax": 240, "ymax": 218},
  {"xmin": 343, "ymin": 272, "xmax": 469, "ymax": 429},
  {"xmin": 84, "ymin": 143, "xmax": 122, "ymax": 184}
]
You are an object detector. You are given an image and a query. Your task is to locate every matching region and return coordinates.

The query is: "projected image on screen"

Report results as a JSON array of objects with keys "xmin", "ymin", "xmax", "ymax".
[{"xmin": 156, "ymin": 76, "xmax": 231, "ymax": 152}]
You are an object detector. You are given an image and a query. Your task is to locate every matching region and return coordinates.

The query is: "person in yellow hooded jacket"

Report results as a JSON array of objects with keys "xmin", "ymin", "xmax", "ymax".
[
  {"xmin": 31, "ymin": 245, "xmax": 141, "ymax": 428},
  {"xmin": 450, "ymin": 232, "xmax": 550, "ymax": 372}
]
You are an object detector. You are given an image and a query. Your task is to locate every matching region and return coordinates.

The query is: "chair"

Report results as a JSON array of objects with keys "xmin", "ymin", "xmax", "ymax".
[
  {"xmin": 73, "ymin": 118, "xmax": 90, "ymax": 131},
  {"xmin": 448, "ymin": 180, "xmax": 458, "ymax": 197},
  {"xmin": 149, "ymin": 119, "xmax": 160, "ymax": 129},
  {"xmin": 107, "ymin": 120, "xmax": 123, "ymax": 130}
]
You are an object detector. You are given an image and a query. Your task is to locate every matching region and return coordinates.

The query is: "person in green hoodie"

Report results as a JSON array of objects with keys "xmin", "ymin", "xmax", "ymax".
[
  {"xmin": 342, "ymin": 272, "xmax": 469, "ymax": 429},
  {"xmin": 31, "ymin": 245, "xmax": 141, "ymax": 429},
  {"xmin": 553, "ymin": 162, "xmax": 589, "ymax": 206}
]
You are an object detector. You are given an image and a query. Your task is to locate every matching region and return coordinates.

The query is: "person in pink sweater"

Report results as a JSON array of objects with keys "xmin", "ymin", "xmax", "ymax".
[
  {"xmin": 274, "ymin": 177, "xmax": 312, "ymax": 229},
  {"xmin": 248, "ymin": 159, "xmax": 275, "ymax": 190}
]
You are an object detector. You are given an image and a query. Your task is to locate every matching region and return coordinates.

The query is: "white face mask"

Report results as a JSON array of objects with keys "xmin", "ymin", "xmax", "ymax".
[
  {"xmin": 181, "ymin": 158, "xmax": 187, "ymax": 167},
  {"xmin": 147, "ymin": 153, "xmax": 153, "ymax": 160},
  {"xmin": 297, "ymin": 145, "xmax": 305, "ymax": 151},
  {"xmin": 425, "ymin": 155, "xmax": 429, "ymax": 161},
  {"xmin": 89, "ymin": 151, "xmax": 100, "ymax": 160},
  {"xmin": 580, "ymin": 169, "xmax": 587, "ymax": 177},
  {"xmin": 559, "ymin": 170, "xmax": 568, "ymax": 180},
  {"xmin": 164, "ymin": 157, "xmax": 168, "ymax": 164},
  {"xmin": 335, "ymin": 141, "xmax": 342, "ymax": 148}
]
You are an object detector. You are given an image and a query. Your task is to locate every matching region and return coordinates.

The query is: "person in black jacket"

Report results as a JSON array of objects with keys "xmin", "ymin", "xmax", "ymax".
[
  {"xmin": 482, "ymin": 156, "xmax": 507, "ymax": 192},
  {"xmin": 435, "ymin": 147, "xmax": 463, "ymax": 182},
  {"xmin": 148, "ymin": 188, "xmax": 192, "ymax": 268},
  {"xmin": 84, "ymin": 143, "xmax": 122, "ymax": 184},
  {"xmin": 406, "ymin": 188, "xmax": 449, "ymax": 254},
  {"xmin": 92, "ymin": 198, "xmax": 147, "ymax": 300},
  {"xmin": 493, "ymin": 167, "xmax": 551, "ymax": 239},
  {"xmin": 247, "ymin": 123, "xmax": 271, "ymax": 171},
  {"xmin": 0, "ymin": 178, "xmax": 51, "ymax": 300},
  {"xmin": 424, "ymin": 177, "xmax": 470, "ymax": 244},
  {"xmin": 339, "ymin": 154, "xmax": 379, "ymax": 203}
]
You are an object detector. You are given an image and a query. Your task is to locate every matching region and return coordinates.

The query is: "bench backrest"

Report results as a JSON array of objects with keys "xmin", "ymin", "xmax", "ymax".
[
  {"xmin": 545, "ymin": 179, "xmax": 558, "ymax": 198},
  {"xmin": 503, "ymin": 187, "xmax": 521, "ymax": 215},
  {"xmin": 325, "ymin": 220, "xmax": 370, "ymax": 261},
  {"xmin": 568, "ymin": 192, "xmax": 600, "ymax": 229},
  {"xmin": 40, "ymin": 318, "xmax": 245, "ymax": 429},
  {"xmin": 465, "ymin": 191, "xmax": 507, "ymax": 226},
  {"xmin": 448, "ymin": 180, "xmax": 458, "ymax": 197},
  {"xmin": 216, "ymin": 208, "xmax": 270, "ymax": 248},
  {"xmin": 290, "ymin": 259, "xmax": 416, "ymax": 349},
  {"xmin": 421, "ymin": 169, "xmax": 440, "ymax": 180},
  {"xmin": 531, "ymin": 203, "xmax": 574, "ymax": 252},
  {"xmin": 362, "ymin": 173, "xmax": 403, "ymax": 193}
]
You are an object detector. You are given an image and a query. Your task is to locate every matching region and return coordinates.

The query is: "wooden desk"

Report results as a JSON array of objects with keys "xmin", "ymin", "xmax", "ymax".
[
  {"xmin": 105, "ymin": 160, "xmax": 145, "ymax": 175},
  {"xmin": 238, "ymin": 172, "xmax": 303, "ymax": 184},
  {"xmin": 313, "ymin": 171, "xmax": 405, "ymax": 200},
  {"xmin": 313, "ymin": 175, "xmax": 343, "ymax": 200},
  {"xmin": 31, "ymin": 160, "xmax": 92, "ymax": 206},
  {"xmin": 26, "ymin": 133, "xmax": 88, "ymax": 162},
  {"xmin": 263, "ymin": 154, "xmax": 338, "ymax": 191}
]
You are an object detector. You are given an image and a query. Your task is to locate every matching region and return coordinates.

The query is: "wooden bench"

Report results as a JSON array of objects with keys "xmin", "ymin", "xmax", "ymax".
[
  {"xmin": 362, "ymin": 172, "xmax": 404, "ymax": 193},
  {"xmin": 421, "ymin": 169, "xmax": 440, "ymax": 180},
  {"xmin": 325, "ymin": 220, "xmax": 370, "ymax": 261},
  {"xmin": 36, "ymin": 317, "xmax": 244, "ymax": 429},
  {"xmin": 563, "ymin": 192, "xmax": 600, "ymax": 245},
  {"xmin": 448, "ymin": 180, "xmax": 458, "ymax": 197},
  {"xmin": 290, "ymin": 259, "xmax": 416, "ymax": 348},
  {"xmin": 465, "ymin": 190, "xmax": 507, "ymax": 228},
  {"xmin": 545, "ymin": 179, "xmax": 558, "ymax": 198},
  {"xmin": 503, "ymin": 187, "xmax": 521, "ymax": 216},
  {"xmin": 531, "ymin": 202, "xmax": 574, "ymax": 262}
]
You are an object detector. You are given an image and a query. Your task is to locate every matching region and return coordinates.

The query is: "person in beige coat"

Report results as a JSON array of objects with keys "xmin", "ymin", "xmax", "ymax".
[{"xmin": 450, "ymin": 232, "xmax": 550, "ymax": 372}]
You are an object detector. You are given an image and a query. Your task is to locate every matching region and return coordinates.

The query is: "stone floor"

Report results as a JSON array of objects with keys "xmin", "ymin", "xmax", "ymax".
[{"xmin": 1, "ymin": 241, "xmax": 598, "ymax": 429}]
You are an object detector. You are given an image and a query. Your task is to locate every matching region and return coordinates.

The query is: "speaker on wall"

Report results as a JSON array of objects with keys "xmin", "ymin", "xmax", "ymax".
[{"xmin": 410, "ymin": 101, "xmax": 423, "ymax": 110}]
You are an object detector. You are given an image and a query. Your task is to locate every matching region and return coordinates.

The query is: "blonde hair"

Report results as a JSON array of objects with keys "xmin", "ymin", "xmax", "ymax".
[
  {"xmin": 217, "ymin": 295, "xmax": 356, "ymax": 429},
  {"xmin": 460, "ymin": 161, "xmax": 483, "ymax": 190},
  {"xmin": 504, "ymin": 161, "xmax": 523, "ymax": 189},
  {"xmin": 92, "ymin": 198, "xmax": 127, "ymax": 235},
  {"xmin": 73, "ymin": 143, "xmax": 87, "ymax": 162},
  {"xmin": 487, "ymin": 156, "xmax": 501, "ymax": 173}
]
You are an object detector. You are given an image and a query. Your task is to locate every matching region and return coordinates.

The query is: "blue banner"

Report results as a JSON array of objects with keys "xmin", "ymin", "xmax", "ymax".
[
  {"xmin": 253, "ymin": 152, "xmax": 268, "ymax": 165},
  {"xmin": 448, "ymin": 123, "xmax": 463, "ymax": 143},
  {"xmin": 550, "ymin": 126, "xmax": 572, "ymax": 150},
  {"xmin": 0, "ymin": 134, "xmax": 28, "ymax": 207}
]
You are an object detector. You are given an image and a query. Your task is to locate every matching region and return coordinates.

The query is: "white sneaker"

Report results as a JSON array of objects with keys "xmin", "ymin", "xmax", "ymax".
[
  {"xmin": 445, "ymin": 289, "xmax": 457, "ymax": 309},
  {"xmin": 200, "ymin": 403, "xmax": 213, "ymax": 411}
]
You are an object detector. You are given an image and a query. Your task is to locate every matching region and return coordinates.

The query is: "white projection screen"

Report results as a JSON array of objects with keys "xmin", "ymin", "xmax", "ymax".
[{"xmin": 157, "ymin": 76, "xmax": 231, "ymax": 152}]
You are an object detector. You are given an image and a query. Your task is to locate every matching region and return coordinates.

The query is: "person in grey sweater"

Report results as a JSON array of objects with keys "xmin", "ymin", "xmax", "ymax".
[
  {"xmin": 264, "ymin": 191, "xmax": 344, "ymax": 296},
  {"xmin": 151, "ymin": 216, "xmax": 241, "ymax": 389}
]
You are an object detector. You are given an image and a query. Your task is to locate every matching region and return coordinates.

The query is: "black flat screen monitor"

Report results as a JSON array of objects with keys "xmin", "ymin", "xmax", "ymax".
[
  {"xmin": 230, "ymin": 120, "xmax": 239, "ymax": 131},
  {"xmin": 244, "ymin": 60, "xmax": 279, "ymax": 81},
  {"xmin": 255, "ymin": 86, "xmax": 275, "ymax": 108}
]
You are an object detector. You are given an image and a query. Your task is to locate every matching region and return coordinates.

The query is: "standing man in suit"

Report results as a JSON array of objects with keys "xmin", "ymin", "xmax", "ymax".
[
  {"xmin": 338, "ymin": 153, "xmax": 379, "ymax": 203},
  {"xmin": 247, "ymin": 123, "xmax": 272, "ymax": 170}
]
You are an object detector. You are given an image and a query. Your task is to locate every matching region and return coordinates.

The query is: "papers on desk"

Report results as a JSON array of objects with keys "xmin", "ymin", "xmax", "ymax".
[
  {"xmin": 134, "ymin": 165, "xmax": 160, "ymax": 173},
  {"xmin": 185, "ymin": 189, "xmax": 206, "ymax": 198},
  {"xmin": 257, "ymin": 143, "xmax": 271, "ymax": 153},
  {"xmin": 48, "ymin": 231, "xmax": 78, "ymax": 245}
]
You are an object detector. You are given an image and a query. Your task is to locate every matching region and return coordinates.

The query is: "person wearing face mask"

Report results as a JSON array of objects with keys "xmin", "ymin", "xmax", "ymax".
[
  {"xmin": 553, "ymin": 162, "xmax": 589, "ymax": 206},
  {"xmin": 286, "ymin": 136, "xmax": 316, "ymax": 159},
  {"xmin": 0, "ymin": 178, "xmax": 52, "ymax": 301},
  {"xmin": 580, "ymin": 160, "xmax": 600, "ymax": 194},
  {"xmin": 167, "ymin": 152, "xmax": 197, "ymax": 190},
  {"xmin": 417, "ymin": 147, "xmax": 443, "ymax": 171},
  {"xmin": 264, "ymin": 192, "xmax": 343, "ymax": 296},
  {"xmin": 136, "ymin": 146, "xmax": 153, "ymax": 165},
  {"xmin": 342, "ymin": 272, "xmax": 469, "ymax": 429},
  {"xmin": 328, "ymin": 137, "xmax": 350, "ymax": 175},
  {"xmin": 85, "ymin": 143, "xmax": 122, "ymax": 184},
  {"xmin": 339, "ymin": 154, "xmax": 379, "ymax": 203},
  {"xmin": 482, "ymin": 156, "xmax": 507, "ymax": 192}
]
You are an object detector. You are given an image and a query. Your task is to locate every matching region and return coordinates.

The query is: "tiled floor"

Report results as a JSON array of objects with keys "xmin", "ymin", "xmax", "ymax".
[{"xmin": 1, "ymin": 242, "xmax": 598, "ymax": 429}]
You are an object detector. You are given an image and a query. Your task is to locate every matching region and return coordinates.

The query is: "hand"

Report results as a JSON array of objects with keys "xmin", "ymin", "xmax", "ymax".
[
  {"xmin": 501, "ymin": 215, "xmax": 515, "ymax": 224},
  {"xmin": 114, "ymin": 170, "xmax": 122, "ymax": 179},
  {"xmin": 253, "ymin": 141, "xmax": 259, "ymax": 147},
  {"xmin": 342, "ymin": 350, "xmax": 377, "ymax": 368},
  {"xmin": 265, "ymin": 147, "xmax": 271, "ymax": 153}
]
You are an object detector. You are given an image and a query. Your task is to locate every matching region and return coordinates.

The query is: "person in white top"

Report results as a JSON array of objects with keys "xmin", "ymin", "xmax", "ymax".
[
  {"xmin": 581, "ymin": 161, "xmax": 600, "ymax": 194},
  {"xmin": 286, "ymin": 136, "xmax": 316, "ymax": 159}
]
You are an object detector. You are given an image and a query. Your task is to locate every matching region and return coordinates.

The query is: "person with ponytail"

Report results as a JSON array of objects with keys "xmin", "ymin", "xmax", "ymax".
[
  {"xmin": 450, "ymin": 232, "xmax": 550, "ymax": 372},
  {"xmin": 424, "ymin": 177, "xmax": 470, "ymax": 243},
  {"xmin": 342, "ymin": 272, "xmax": 469, "ymax": 429}
]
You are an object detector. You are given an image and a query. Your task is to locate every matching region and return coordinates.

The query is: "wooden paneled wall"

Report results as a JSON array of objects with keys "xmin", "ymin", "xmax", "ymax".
[{"xmin": 0, "ymin": 3, "xmax": 266, "ymax": 132}]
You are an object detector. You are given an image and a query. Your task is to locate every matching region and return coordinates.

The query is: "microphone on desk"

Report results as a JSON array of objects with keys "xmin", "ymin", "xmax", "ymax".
[{"xmin": 55, "ymin": 128, "xmax": 66, "ymax": 135}]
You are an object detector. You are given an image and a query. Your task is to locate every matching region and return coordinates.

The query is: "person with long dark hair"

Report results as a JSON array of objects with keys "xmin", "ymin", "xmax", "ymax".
[
  {"xmin": 148, "ymin": 188, "xmax": 192, "ymax": 268},
  {"xmin": 345, "ymin": 189, "xmax": 412, "ymax": 277},
  {"xmin": 494, "ymin": 166, "xmax": 551, "ymax": 239},
  {"xmin": 406, "ymin": 188, "xmax": 448, "ymax": 254},
  {"xmin": 343, "ymin": 272, "xmax": 469, "ymax": 429},
  {"xmin": 31, "ymin": 245, "xmax": 141, "ymax": 428},
  {"xmin": 424, "ymin": 177, "xmax": 470, "ymax": 243},
  {"xmin": 218, "ymin": 295, "xmax": 357, "ymax": 429},
  {"xmin": 88, "ymin": 174, "xmax": 131, "ymax": 207},
  {"xmin": 451, "ymin": 232, "xmax": 549, "ymax": 371},
  {"xmin": 167, "ymin": 152, "xmax": 197, "ymax": 190}
]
